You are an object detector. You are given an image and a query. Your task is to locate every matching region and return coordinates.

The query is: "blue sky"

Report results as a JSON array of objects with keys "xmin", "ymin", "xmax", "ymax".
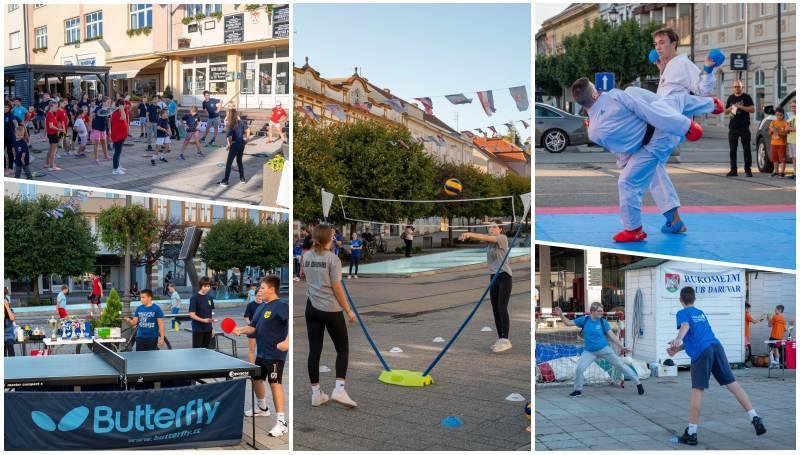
[{"xmin": 294, "ymin": 3, "xmax": 531, "ymax": 140}]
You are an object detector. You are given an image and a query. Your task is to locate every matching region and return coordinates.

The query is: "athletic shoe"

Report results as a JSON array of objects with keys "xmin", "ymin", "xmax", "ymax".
[
  {"xmin": 269, "ymin": 420, "xmax": 288, "ymax": 437},
  {"xmin": 569, "ymin": 390, "xmax": 582, "ymax": 398},
  {"xmin": 613, "ymin": 227, "xmax": 647, "ymax": 242},
  {"xmin": 348, "ymin": 275, "xmax": 352, "ymax": 279},
  {"xmin": 678, "ymin": 428, "xmax": 698, "ymax": 446},
  {"xmin": 244, "ymin": 406, "xmax": 270, "ymax": 417},
  {"xmin": 752, "ymin": 416, "xmax": 766, "ymax": 435},
  {"xmin": 354, "ymin": 275, "xmax": 358, "ymax": 279},
  {"xmin": 179, "ymin": 154, "xmax": 185, "ymax": 160},
  {"xmin": 159, "ymin": 157, "xmax": 168, "ymax": 163},
  {"xmin": 745, "ymin": 169, "xmax": 753, "ymax": 177},
  {"xmin": 112, "ymin": 169, "xmax": 126, "ymax": 175},
  {"xmin": 637, "ymin": 384, "xmax": 644, "ymax": 395},
  {"xmin": 151, "ymin": 159, "xmax": 156, "ymax": 166},
  {"xmin": 311, "ymin": 392, "xmax": 330, "ymax": 407},
  {"xmin": 726, "ymin": 170, "xmax": 738, "ymax": 177},
  {"xmin": 218, "ymin": 180, "xmax": 229, "ymax": 187},
  {"xmin": 492, "ymin": 339, "xmax": 512, "ymax": 353},
  {"xmin": 146, "ymin": 145, "xmax": 153, "ymax": 152},
  {"xmin": 239, "ymin": 178, "xmax": 247, "ymax": 184},
  {"xmin": 331, "ymin": 388, "xmax": 358, "ymax": 408}
]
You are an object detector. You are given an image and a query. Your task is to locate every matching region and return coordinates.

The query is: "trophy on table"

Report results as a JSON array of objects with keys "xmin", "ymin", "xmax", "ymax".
[{"xmin": 48, "ymin": 316, "xmax": 58, "ymax": 341}]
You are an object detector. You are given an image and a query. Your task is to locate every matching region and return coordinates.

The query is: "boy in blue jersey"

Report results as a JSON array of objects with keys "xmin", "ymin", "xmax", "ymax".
[
  {"xmin": 667, "ymin": 286, "xmax": 766, "ymax": 445},
  {"xmin": 233, "ymin": 275, "xmax": 289, "ymax": 437},
  {"xmin": 124, "ymin": 289, "xmax": 165, "ymax": 351}
]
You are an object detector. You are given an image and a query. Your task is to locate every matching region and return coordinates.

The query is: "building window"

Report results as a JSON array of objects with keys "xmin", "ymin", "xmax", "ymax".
[
  {"xmin": 719, "ymin": 4, "xmax": 727, "ymax": 25},
  {"xmin": 704, "ymin": 4, "xmax": 711, "ymax": 27},
  {"xmin": 34, "ymin": 26, "xmax": 47, "ymax": 49},
  {"xmin": 777, "ymin": 67, "xmax": 788, "ymax": 99},
  {"xmin": 8, "ymin": 5, "xmax": 18, "ymax": 12},
  {"xmin": 9, "ymin": 31, "xmax": 20, "ymax": 50},
  {"xmin": 186, "ymin": 202, "xmax": 198, "ymax": 222},
  {"xmin": 759, "ymin": 3, "xmax": 767, "ymax": 17},
  {"xmin": 33, "ymin": 4, "xmax": 44, "ymax": 8},
  {"xmin": 212, "ymin": 205, "xmax": 224, "ymax": 224},
  {"xmin": 186, "ymin": 4, "xmax": 222, "ymax": 17},
  {"xmin": 200, "ymin": 204, "xmax": 211, "ymax": 223},
  {"xmin": 169, "ymin": 200, "xmax": 183, "ymax": 223},
  {"xmin": 754, "ymin": 69, "xmax": 766, "ymax": 121},
  {"xmin": 737, "ymin": 3, "xmax": 745, "ymax": 21},
  {"xmin": 85, "ymin": 11, "xmax": 103, "ymax": 39},
  {"xmin": 157, "ymin": 200, "xmax": 168, "ymax": 221},
  {"xmin": 129, "ymin": 4, "xmax": 152, "ymax": 30},
  {"xmin": 65, "ymin": 17, "xmax": 80, "ymax": 44},
  {"xmin": 182, "ymin": 68, "xmax": 193, "ymax": 95},
  {"xmin": 276, "ymin": 62, "xmax": 289, "ymax": 95},
  {"xmin": 248, "ymin": 209, "xmax": 260, "ymax": 224}
]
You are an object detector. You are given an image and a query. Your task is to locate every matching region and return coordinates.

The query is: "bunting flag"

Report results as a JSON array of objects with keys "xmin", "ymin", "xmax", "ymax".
[
  {"xmin": 504, "ymin": 122, "xmax": 515, "ymax": 130},
  {"xmin": 301, "ymin": 105, "xmax": 320, "ymax": 122},
  {"xmin": 354, "ymin": 101, "xmax": 373, "ymax": 112},
  {"xmin": 521, "ymin": 120, "xmax": 530, "ymax": 128},
  {"xmin": 509, "ymin": 85, "xmax": 530, "ymax": 111},
  {"xmin": 424, "ymin": 135, "xmax": 437, "ymax": 143},
  {"xmin": 474, "ymin": 128, "xmax": 485, "ymax": 134},
  {"xmin": 476, "ymin": 90, "xmax": 496, "ymax": 116},
  {"xmin": 460, "ymin": 130, "xmax": 476, "ymax": 138},
  {"xmin": 386, "ymin": 98, "xmax": 406, "ymax": 113},
  {"xmin": 445, "ymin": 93, "xmax": 472, "ymax": 105},
  {"xmin": 434, "ymin": 134, "xmax": 446, "ymax": 146},
  {"xmin": 488, "ymin": 126, "xmax": 497, "ymax": 135},
  {"xmin": 325, "ymin": 104, "xmax": 346, "ymax": 121},
  {"xmin": 414, "ymin": 97, "xmax": 434, "ymax": 115},
  {"xmin": 397, "ymin": 139, "xmax": 410, "ymax": 149}
]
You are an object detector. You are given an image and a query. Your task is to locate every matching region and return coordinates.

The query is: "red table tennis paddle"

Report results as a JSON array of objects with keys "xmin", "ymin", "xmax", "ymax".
[
  {"xmin": 220, "ymin": 317, "xmax": 236, "ymax": 334},
  {"xmin": 57, "ymin": 307, "xmax": 67, "ymax": 319}
]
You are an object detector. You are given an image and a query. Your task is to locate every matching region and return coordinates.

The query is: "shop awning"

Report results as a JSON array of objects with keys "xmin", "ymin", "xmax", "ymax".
[{"xmin": 108, "ymin": 58, "xmax": 165, "ymax": 80}]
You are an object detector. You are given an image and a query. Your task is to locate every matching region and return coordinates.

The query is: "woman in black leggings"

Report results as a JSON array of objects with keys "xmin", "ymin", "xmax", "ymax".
[
  {"xmin": 459, "ymin": 220, "xmax": 513, "ymax": 353},
  {"xmin": 303, "ymin": 224, "xmax": 358, "ymax": 408},
  {"xmin": 217, "ymin": 108, "xmax": 249, "ymax": 186}
]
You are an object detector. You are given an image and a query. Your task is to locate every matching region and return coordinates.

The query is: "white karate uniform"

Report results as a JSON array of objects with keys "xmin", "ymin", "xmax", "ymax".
[
  {"xmin": 588, "ymin": 88, "xmax": 707, "ymax": 230},
  {"xmin": 647, "ymin": 54, "xmax": 717, "ymax": 219}
]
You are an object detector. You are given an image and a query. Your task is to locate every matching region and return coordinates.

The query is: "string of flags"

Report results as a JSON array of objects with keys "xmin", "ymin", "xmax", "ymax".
[
  {"xmin": 46, "ymin": 190, "xmax": 91, "ymax": 218},
  {"xmin": 412, "ymin": 85, "xmax": 529, "ymax": 116}
]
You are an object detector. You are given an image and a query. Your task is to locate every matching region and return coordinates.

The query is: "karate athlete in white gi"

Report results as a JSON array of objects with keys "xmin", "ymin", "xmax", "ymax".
[
  {"xmin": 571, "ymin": 78, "xmax": 720, "ymax": 242},
  {"xmin": 647, "ymin": 28, "xmax": 725, "ymax": 234}
]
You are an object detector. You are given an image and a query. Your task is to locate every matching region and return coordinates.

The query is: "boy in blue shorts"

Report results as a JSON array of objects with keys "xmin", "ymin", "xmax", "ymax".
[
  {"xmin": 234, "ymin": 275, "xmax": 289, "ymax": 437},
  {"xmin": 124, "ymin": 289, "xmax": 165, "ymax": 351},
  {"xmin": 667, "ymin": 286, "xmax": 766, "ymax": 445}
]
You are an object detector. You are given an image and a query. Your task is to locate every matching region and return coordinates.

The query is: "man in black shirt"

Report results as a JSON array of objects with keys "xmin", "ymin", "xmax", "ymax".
[
  {"xmin": 724, "ymin": 80, "xmax": 756, "ymax": 177},
  {"xmin": 189, "ymin": 276, "xmax": 214, "ymax": 348}
]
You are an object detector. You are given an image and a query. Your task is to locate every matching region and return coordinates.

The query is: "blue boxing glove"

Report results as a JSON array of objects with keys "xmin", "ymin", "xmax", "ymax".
[
  {"xmin": 648, "ymin": 49, "xmax": 659, "ymax": 64},
  {"xmin": 704, "ymin": 48, "xmax": 725, "ymax": 73}
]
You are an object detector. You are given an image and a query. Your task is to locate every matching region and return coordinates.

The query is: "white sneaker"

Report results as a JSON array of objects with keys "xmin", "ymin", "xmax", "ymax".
[
  {"xmin": 118, "ymin": 166, "xmax": 127, "ymax": 171},
  {"xmin": 348, "ymin": 275, "xmax": 352, "ymax": 279},
  {"xmin": 354, "ymin": 275, "xmax": 358, "ymax": 279},
  {"xmin": 492, "ymin": 339, "xmax": 512, "ymax": 353},
  {"xmin": 112, "ymin": 169, "xmax": 126, "ymax": 175},
  {"xmin": 269, "ymin": 420, "xmax": 288, "ymax": 437},
  {"xmin": 244, "ymin": 406, "xmax": 270, "ymax": 417},
  {"xmin": 331, "ymin": 388, "xmax": 358, "ymax": 408},
  {"xmin": 490, "ymin": 338, "xmax": 501, "ymax": 350},
  {"xmin": 311, "ymin": 391, "xmax": 330, "ymax": 407}
]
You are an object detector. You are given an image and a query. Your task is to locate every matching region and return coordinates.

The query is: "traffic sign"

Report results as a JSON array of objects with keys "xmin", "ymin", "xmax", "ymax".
[{"xmin": 595, "ymin": 72, "xmax": 615, "ymax": 92}]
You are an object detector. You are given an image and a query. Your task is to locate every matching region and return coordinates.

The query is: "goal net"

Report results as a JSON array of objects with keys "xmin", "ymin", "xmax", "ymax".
[{"xmin": 535, "ymin": 311, "xmax": 626, "ymax": 386}]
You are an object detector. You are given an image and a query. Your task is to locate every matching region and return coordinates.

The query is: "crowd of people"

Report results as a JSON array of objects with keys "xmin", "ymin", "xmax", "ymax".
[{"xmin": 4, "ymin": 89, "xmax": 288, "ymax": 184}]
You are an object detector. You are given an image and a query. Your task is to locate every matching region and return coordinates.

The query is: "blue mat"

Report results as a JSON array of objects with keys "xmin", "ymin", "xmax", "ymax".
[{"xmin": 536, "ymin": 211, "xmax": 795, "ymax": 270}]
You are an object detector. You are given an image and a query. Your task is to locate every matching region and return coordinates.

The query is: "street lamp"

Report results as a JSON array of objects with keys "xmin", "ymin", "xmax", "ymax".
[{"xmin": 608, "ymin": 4, "xmax": 619, "ymax": 25}]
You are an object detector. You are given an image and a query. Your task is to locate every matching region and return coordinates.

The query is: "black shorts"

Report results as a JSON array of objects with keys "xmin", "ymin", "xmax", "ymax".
[
  {"xmin": 691, "ymin": 343, "xmax": 736, "ymax": 389},
  {"xmin": 47, "ymin": 134, "xmax": 59, "ymax": 144},
  {"xmin": 255, "ymin": 358, "xmax": 285, "ymax": 384},
  {"xmin": 135, "ymin": 338, "xmax": 158, "ymax": 351},
  {"xmin": 768, "ymin": 337, "xmax": 784, "ymax": 348},
  {"xmin": 192, "ymin": 330, "xmax": 213, "ymax": 349}
]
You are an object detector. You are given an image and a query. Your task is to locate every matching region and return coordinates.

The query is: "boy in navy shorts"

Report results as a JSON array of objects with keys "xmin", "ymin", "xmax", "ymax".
[
  {"xmin": 234, "ymin": 275, "xmax": 288, "ymax": 438},
  {"xmin": 667, "ymin": 286, "xmax": 766, "ymax": 445}
]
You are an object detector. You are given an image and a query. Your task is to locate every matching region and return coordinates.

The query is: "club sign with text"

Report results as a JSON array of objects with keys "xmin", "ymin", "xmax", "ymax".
[{"xmin": 663, "ymin": 268, "xmax": 744, "ymax": 297}]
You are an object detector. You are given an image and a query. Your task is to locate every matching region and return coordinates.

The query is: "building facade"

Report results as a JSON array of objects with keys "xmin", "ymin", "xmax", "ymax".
[
  {"xmin": 535, "ymin": 3, "xmax": 600, "ymax": 56},
  {"xmin": 294, "ymin": 62, "xmax": 512, "ymax": 175},
  {"xmin": 4, "ymin": 183, "xmax": 287, "ymax": 299},
  {"xmin": 693, "ymin": 2, "xmax": 796, "ymax": 131},
  {"xmin": 5, "ymin": 3, "xmax": 289, "ymax": 109}
]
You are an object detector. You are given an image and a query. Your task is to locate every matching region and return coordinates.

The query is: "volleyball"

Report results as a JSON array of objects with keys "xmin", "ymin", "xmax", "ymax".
[{"xmin": 444, "ymin": 178, "xmax": 462, "ymax": 196}]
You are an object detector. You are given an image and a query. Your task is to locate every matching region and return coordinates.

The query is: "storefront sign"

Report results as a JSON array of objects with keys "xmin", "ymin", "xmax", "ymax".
[
  {"xmin": 224, "ymin": 14, "xmax": 244, "ymax": 44},
  {"xmin": 209, "ymin": 65, "xmax": 227, "ymax": 81},
  {"xmin": 663, "ymin": 268, "xmax": 744, "ymax": 297},
  {"xmin": 5, "ymin": 381, "xmax": 246, "ymax": 450},
  {"xmin": 730, "ymin": 53, "xmax": 748, "ymax": 71},
  {"xmin": 272, "ymin": 5, "xmax": 289, "ymax": 38}
]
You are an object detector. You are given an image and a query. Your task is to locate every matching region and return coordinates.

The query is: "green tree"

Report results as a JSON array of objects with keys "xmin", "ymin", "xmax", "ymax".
[
  {"xmin": 534, "ymin": 54, "xmax": 564, "ymax": 98},
  {"xmin": 98, "ymin": 288, "xmax": 122, "ymax": 328},
  {"xmin": 4, "ymin": 195, "xmax": 96, "ymax": 300}
]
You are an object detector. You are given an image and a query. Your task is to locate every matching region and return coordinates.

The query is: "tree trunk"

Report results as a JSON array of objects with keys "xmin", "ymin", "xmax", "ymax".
[
  {"xmin": 145, "ymin": 264, "xmax": 153, "ymax": 291},
  {"xmin": 33, "ymin": 276, "xmax": 40, "ymax": 303}
]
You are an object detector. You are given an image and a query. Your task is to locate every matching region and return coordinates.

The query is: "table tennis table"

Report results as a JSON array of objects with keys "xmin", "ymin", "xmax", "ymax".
[{"xmin": 4, "ymin": 340, "xmax": 261, "ymax": 448}]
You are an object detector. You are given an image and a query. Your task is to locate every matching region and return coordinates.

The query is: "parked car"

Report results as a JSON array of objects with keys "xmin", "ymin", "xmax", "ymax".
[
  {"xmin": 535, "ymin": 102, "xmax": 589, "ymax": 153},
  {"xmin": 756, "ymin": 90, "xmax": 795, "ymax": 173}
]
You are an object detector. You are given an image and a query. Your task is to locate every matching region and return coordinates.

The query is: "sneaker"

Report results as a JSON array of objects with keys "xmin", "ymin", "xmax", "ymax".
[
  {"xmin": 111, "ymin": 169, "xmax": 126, "ymax": 175},
  {"xmin": 239, "ymin": 178, "xmax": 247, "ymax": 183},
  {"xmin": 745, "ymin": 169, "xmax": 753, "ymax": 177},
  {"xmin": 637, "ymin": 384, "xmax": 644, "ymax": 395},
  {"xmin": 354, "ymin": 275, "xmax": 358, "ymax": 279},
  {"xmin": 331, "ymin": 388, "xmax": 358, "ymax": 408},
  {"xmin": 311, "ymin": 391, "xmax": 330, "ymax": 407},
  {"xmin": 159, "ymin": 157, "xmax": 168, "ymax": 163},
  {"xmin": 151, "ymin": 159, "xmax": 156, "ymax": 166},
  {"xmin": 118, "ymin": 167, "xmax": 126, "ymax": 172},
  {"xmin": 244, "ymin": 406, "xmax": 270, "ymax": 417},
  {"xmin": 678, "ymin": 428, "xmax": 698, "ymax": 445},
  {"xmin": 490, "ymin": 339, "xmax": 502, "ymax": 350},
  {"xmin": 179, "ymin": 154, "xmax": 185, "ymax": 160},
  {"xmin": 217, "ymin": 180, "xmax": 229, "ymax": 187},
  {"xmin": 348, "ymin": 275, "xmax": 352, "ymax": 279},
  {"xmin": 726, "ymin": 170, "xmax": 738, "ymax": 177},
  {"xmin": 569, "ymin": 390, "xmax": 582, "ymax": 398},
  {"xmin": 492, "ymin": 339, "xmax": 512, "ymax": 353},
  {"xmin": 293, "ymin": 277, "xmax": 300, "ymax": 282},
  {"xmin": 269, "ymin": 420, "xmax": 288, "ymax": 437},
  {"xmin": 752, "ymin": 416, "xmax": 766, "ymax": 435},
  {"xmin": 146, "ymin": 145, "xmax": 153, "ymax": 152}
]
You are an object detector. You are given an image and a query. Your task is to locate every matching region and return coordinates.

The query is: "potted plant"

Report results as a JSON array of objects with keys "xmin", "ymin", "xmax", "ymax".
[
  {"xmin": 210, "ymin": 11, "xmax": 222, "ymax": 21},
  {"xmin": 194, "ymin": 12, "xmax": 206, "ymax": 22},
  {"xmin": 262, "ymin": 152, "xmax": 286, "ymax": 206},
  {"xmin": 245, "ymin": 4, "xmax": 261, "ymax": 17},
  {"xmin": 181, "ymin": 16, "xmax": 193, "ymax": 26}
]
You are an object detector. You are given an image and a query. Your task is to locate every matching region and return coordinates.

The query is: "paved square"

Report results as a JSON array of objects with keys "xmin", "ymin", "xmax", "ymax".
[
  {"xmin": 535, "ymin": 368, "xmax": 796, "ymax": 450},
  {"xmin": 292, "ymin": 260, "xmax": 532, "ymax": 451}
]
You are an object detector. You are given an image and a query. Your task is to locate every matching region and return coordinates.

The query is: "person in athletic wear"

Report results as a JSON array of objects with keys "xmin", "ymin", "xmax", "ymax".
[
  {"xmin": 89, "ymin": 273, "xmax": 104, "ymax": 317},
  {"xmin": 233, "ymin": 275, "xmax": 289, "ymax": 437},
  {"xmin": 554, "ymin": 302, "xmax": 643, "ymax": 397},
  {"xmin": 667, "ymin": 286, "xmax": 766, "ymax": 445},
  {"xmin": 180, "ymin": 105, "xmax": 203, "ymax": 159},
  {"xmin": 124, "ymin": 289, "xmax": 165, "ymax": 351},
  {"xmin": 303, "ymin": 224, "xmax": 358, "ymax": 408},
  {"xmin": 459, "ymin": 220, "xmax": 515, "ymax": 353},
  {"xmin": 200, "ymin": 90, "xmax": 222, "ymax": 145},
  {"xmin": 189, "ymin": 276, "xmax": 214, "ymax": 348},
  {"xmin": 217, "ymin": 108, "xmax": 249, "ymax": 186},
  {"xmin": 243, "ymin": 282, "xmax": 262, "ymax": 365}
]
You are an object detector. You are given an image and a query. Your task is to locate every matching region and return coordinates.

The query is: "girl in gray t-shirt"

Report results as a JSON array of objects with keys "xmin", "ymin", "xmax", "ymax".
[
  {"xmin": 459, "ymin": 220, "xmax": 514, "ymax": 353},
  {"xmin": 303, "ymin": 224, "xmax": 358, "ymax": 409}
]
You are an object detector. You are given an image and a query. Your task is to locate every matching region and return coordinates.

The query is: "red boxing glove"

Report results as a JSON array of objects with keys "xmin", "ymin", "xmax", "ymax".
[
  {"xmin": 711, "ymin": 97, "xmax": 724, "ymax": 115},
  {"xmin": 685, "ymin": 121, "xmax": 703, "ymax": 142}
]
